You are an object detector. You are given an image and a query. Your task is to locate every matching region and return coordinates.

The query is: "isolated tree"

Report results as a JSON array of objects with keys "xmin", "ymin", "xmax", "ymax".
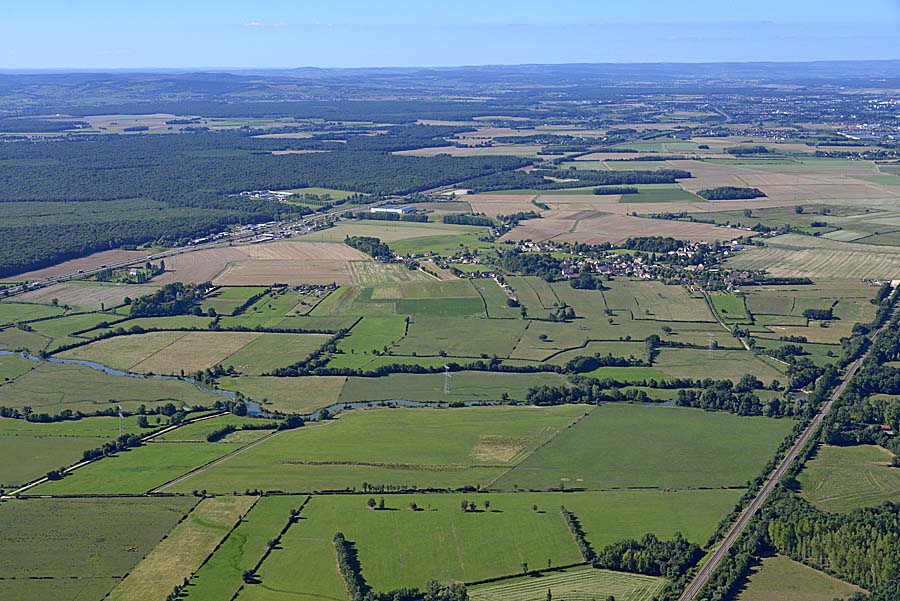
[
  {"xmin": 533, "ymin": 504, "xmax": 539, "ymax": 512},
  {"xmin": 546, "ymin": 589, "xmax": 552, "ymax": 601},
  {"xmin": 522, "ymin": 562, "xmax": 529, "ymax": 574},
  {"xmin": 409, "ymin": 502, "xmax": 418, "ymax": 511},
  {"xmin": 484, "ymin": 500, "xmax": 491, "ymax": 511},
  {"xmin": 367, "ymin": 497, "xmax": 376, "ymax": 509},
  {"xmin": 461, "ymin": 499, "xmax": 469, "ymax": 512},
  {"xmin": 242, "ymin": 569, "xmax": 255, "ymax": 583},
  {"xmin": 379, "ymin": 497, "xmax": 385, "ymax": 510}
]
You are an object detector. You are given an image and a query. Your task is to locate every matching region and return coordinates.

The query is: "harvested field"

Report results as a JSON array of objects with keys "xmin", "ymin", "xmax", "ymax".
[
  {"xmin": 108, "ymin": 496, "xmax": 256, "ymax": 601},
  {"xmin": 9, "ymin": 249, "xmax": 149, "ymax": 281},
  {"xmin": 471, "ymin": 566, "xmax": 667, "ymax": 601},
  {"xmin": 500, "ymin": 210, "xmax": 741, "ymax": 244},
  {"xmin": 468, "ymin": 194, "xmax": 541, "ymax": 216},
  {"xmin": 153, "ymin": 241, "xmax": 373, "ymax": 286},
  {"xmin": 13, "ymin": 281, "xmax": 160, "ymax": 311},
  {"xmin": 301, "ymin": 221, "xmax": 481, "ymax": 243},
  {"xmin": 727, "ymin": 246, "xmax": 900, "ymax": 279}
]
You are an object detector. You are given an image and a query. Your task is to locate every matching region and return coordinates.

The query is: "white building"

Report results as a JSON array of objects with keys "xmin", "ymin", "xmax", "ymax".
[{"xmin": 371, "ymin": 206, "xmax": 416, "ymax": 215}]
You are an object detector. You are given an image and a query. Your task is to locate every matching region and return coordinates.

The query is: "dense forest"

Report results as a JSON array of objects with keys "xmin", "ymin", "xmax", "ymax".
[
  {"xmin": 464, "ymin": 168, "xmax": 692, "ymax": 192},
  {"xmin": 696, "ymin": 186, "xmax": 766, "ymax": 200},
  {"xmin": 0, "ymin": 127, "xmax": 527, "ymax": 276}
]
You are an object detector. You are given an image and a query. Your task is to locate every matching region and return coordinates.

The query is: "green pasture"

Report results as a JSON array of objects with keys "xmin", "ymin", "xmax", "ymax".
[
  {"xmin": 492, "ymin": 403, "xmax": 793, "ymax": 490},
  {"xmin": 798, "ymin": 444, "xmax": 900, "ymax": 512},
  {"xmin": 166, "ymin": 405, "xmax": 587, "ymax": 493}
]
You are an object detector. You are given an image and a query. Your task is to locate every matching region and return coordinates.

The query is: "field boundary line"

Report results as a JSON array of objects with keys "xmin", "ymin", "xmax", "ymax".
[
  {"xmin": 483, "ymin": 405, "xmax": 597, "ymax": 490},
  {"xmin": 151, "ymin": 430, "xmax": 282, "ymax": 493},
  {"xmin": 125, "ymin": 329, "xmax": 193, "ymax": 372},
  {"xmin": 2, "ymin": 411, "xmax": 227, "ymax": 498},
  {"xmin": 227, "ymin": 495, "xmax": 313, "ymax": 601}
]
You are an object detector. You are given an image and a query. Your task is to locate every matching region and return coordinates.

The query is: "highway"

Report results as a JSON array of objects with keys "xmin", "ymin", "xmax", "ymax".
[{"xmin": 677, "ymin": 302, "xmax": 894, "ymax": 601}]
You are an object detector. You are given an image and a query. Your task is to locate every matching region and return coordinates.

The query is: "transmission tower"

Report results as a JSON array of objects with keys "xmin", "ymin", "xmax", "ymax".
[{"xmin": 708, "ymin": 333, "xmax": 715, "ymax": 359}]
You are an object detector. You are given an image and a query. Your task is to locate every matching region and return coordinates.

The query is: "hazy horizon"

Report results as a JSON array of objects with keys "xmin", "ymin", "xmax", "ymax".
[{"xmin": 4, "ymin": 0, "xmax": 900, "ymax": 69}]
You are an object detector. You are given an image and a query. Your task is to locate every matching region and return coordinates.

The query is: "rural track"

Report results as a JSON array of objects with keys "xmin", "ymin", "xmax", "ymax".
[{"xmin": 677, "ymin": 301, "xmax": 897, "ymax": 601}]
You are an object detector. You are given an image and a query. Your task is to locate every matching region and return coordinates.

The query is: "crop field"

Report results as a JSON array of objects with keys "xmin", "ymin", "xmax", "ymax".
[
  {"xmin": 471, "ymin": 566, "xmax": 667, "ymax": 601},
  {"xmin": 709, "ymin": 292, "xmax": 750, "ymax": 323},
  {"xmin": 0, "ymin": 433, "xmax": 108, "ymax": 488},
  {"xmin": 0, "ymin": 301, "xmax": 64, "ymax": 325},
  {"xmin": 201, "ymin": 286, "xmax": 267, "ymax": 315},
  {"xmin": 654, "ymin": 348, "xmax": 784, "ymax": 383},
  {"xmin": 500, "ymin": 211, "xmax": 741, "ymax": 245},
  {"xmin": 58, "ymin": 330, "xmax": 329, "ymax": 376},
  {"xmin": 798, "ymin": 444, "xmax": 900, "ymax": 512},
  {"xmin": 258, "ymin": 489, "xmax": 736, "ymax": 592},
  {"xmin": 221, "ymin": 332, "xmax": 330, "ymax": 375},
  {"xmin": 614, "ymin": 280, "xmax": 714, "ymax": 322},
  {"xmin": 184, "ymin": 495, "xmax": 305, "ymax": 601},
  {"xmin": 0, "ymin": 496, "xmax": 196, "ymax": 599},
  {"xmin": 336, "ymin": 315, "xmax": 408, "ymax": 355},
  {"xmin": 217, "ymin": 375, "xmax": 346, "ymax": 414},
  {"xmin": 337, "ymin": 371, "xmax": 568, "ymax": 403},
  {"xmin": 0, "ymin": 326, "xmax": 49, "ymax": 352},
  {"xmin": 394, "ymin": 316, "xmax": 525, "ymax": 357},
  {"xmin": 152, "ymin": 241, "xmax": 378, "ymax": 286},
  {"xmin": 0, "ymin": 362, "xmax": 220, "ymax": 414},
  {"xmin": 165, "ymin": 405, "xmax": 588, "ymax": 493},
  {"xmin": 313, "ymin": 283, "xmax": 484, "ymax": 317},
  {"xmin": 8, "ymin": 249, "xmax": 149, "ymax": 281},
  {"xmin": 391, "ymin": 231, "xmax": 503, "ymax": 256},
  {"xmin": 32, "ymin": 440, "xmax": 245, "ymax": 494},
  {"xmin": 0, "ymin": 352, "xmax": 34, "ymax": 381},
  {"xmin": 237, "ymin": 500, "xmax": 347, "ymax": 601},
  {"xmin": 727, "ymin": 234, "xmax": 900, "ymax": 279},
  {"xmin": 302, "ymin": 220, "xmax": 482, "ymax": 244},
  {"xmin": 14, "ymin": 281, "xmax": 161, "ymax": 311},
  {"xmin": 492, "ymin": 403, "xmax": 793, "ymax": 490},
  {"xmin": 108, "ymin": 496, "xmax": 256, "ymax": 601},
  {"xmin": 738, "ymin": 555, "xmax": 863, "ymax": 601}
]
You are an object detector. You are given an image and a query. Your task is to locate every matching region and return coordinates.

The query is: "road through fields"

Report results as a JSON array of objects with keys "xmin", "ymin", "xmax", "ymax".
[{"xmin": 678, "ymin": 301, "xmax": 895, "ymax": 601}]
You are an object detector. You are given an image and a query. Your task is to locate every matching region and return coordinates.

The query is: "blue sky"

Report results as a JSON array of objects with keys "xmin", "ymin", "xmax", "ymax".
[{"xmin": 3, "ymin": 0, "xmax": 900, "ymax": 69}]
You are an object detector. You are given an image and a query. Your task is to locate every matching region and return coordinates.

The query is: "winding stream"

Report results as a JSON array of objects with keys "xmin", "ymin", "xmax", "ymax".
[{"xmin": 0, "ymin": 350, "xmax": 496, "ymax": 420}]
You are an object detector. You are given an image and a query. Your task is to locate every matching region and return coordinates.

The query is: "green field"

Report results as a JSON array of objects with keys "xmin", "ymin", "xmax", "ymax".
[
  {"xmin": 0, "ymin": 496, "xmax": 196, "ymax": 600},
  {"xmin": 108, "ymin": 496, "xmax": 256, "ymax": 601},
  {"xmin": 738, "ymin": 555, "xmax": 863, "ymax": 601},
  {"xmin": 256, "ymin": 490, "xmax": 736, "ymax": 592},
  {"xmin": 202, "ymin": 286, "xmax": 267, "ymax": 316},
  {"xmin": 337, "ymin": 371, "xmax": 568, "ymax": 403},
  {"xmin": 216, "ymin": 375, "xmax": 346, "ymax": 414},
  {"xmin": 0, "ymin": 325, "xmax": 49, "ymax": 353},
  {"xmin": 492, "ymin": 403, "xmax": 794, "ymax": 490},
  {"xmin": 0, "ymin": 434, "xmax": 109, "ymax": 488},
  {"xmin": 222, "ymin": 332, "xmax": 330, "ymax": 375},
  {"xmin": 471, "ymin": 566, "xmax": 667, "ymax": 601},
  {"xmin": 798, "ymin": 444, "xmax": 900, "ymax": 512},
  {"xmin": 184, "ymin": 495, "xmax": 305, "ymax": 601},
  {"xmin": 709, "ymin": 292, "xmax": 750, "ymax": 323},
  {"xmin": 165, "ymin": 405, "xmax": 588, "ymax": 493},
  {"xmin": 32, "ymin": 440, "xmax": 245, "ymax": 494},
  {"xmin": 0, "ymin": 352, "xmax": 34, "ymax": 381},
  {"xmin": 0, "ymin": 302, "xmax": 65, "ymax": 325},
  {"xmin": 0, "ymin": 362, "xmax": 221, "ymax": 415}
]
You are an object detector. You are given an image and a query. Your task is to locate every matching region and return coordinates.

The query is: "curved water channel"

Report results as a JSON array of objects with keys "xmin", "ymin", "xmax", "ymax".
[{"xmin": 0, "ymin": 350, "xmax": 496, "ymax": 421}]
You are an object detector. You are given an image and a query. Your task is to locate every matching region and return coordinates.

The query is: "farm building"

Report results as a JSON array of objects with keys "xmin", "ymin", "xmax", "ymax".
[{"xmin": 371, "ymin": 205, "xmax": 416, "ymax": 215}]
